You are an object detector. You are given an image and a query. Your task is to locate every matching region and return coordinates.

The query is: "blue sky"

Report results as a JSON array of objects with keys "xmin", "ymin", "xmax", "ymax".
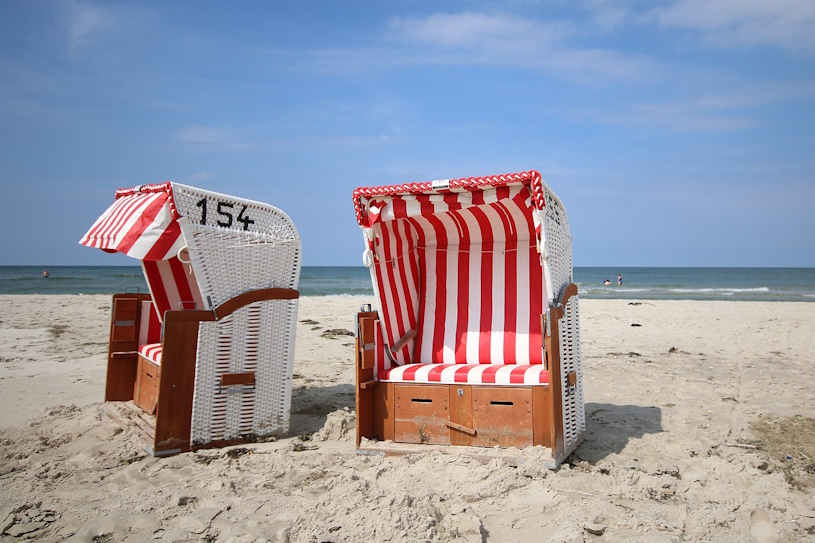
[{"xmin": 1, "ymin": 1, "xmax": 814, "ymax": 267}]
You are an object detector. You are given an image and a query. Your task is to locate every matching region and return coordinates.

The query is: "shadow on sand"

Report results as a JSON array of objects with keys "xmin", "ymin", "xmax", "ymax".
[
  {"xmin": 288, "ymin": 383, "xmax": 355, "ymax": 436},
  {"xmin": 572, "ymin": 402, "xmax": 664, "ymax": 463}
]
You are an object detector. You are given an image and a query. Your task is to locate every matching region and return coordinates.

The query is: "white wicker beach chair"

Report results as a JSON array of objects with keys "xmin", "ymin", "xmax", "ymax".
[
  {"xmin": 80, "ymin": 182, "xmax": 301, "ymax": 455},
  {"xmin": 352, "ymin": 170, "xmax": 584, "ymax": 467}
]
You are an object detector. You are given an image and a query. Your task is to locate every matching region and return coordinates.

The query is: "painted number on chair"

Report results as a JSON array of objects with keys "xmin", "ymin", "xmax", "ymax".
[{"xmin": 195, "ymin": 198, "xmax": 256, "ymax": 231}]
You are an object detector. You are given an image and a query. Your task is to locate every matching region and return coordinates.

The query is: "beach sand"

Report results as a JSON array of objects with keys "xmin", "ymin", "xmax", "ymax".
[{"xmin": 1, "ymin": 294, "xmax": 814, "ymax": 542}]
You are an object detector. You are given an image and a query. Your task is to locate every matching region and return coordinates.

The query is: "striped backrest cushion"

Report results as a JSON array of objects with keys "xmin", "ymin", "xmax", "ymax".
[
  {"xmin": 141, "ymin": 257, "xmax": 205, "ymax": 322},
  {"xmin": 138, "ymin": 300, "xmax": 162, "ymax": 344},
  {"xmin": 368, "ymin": 184, "xmax": 545, "ymax": 365}
]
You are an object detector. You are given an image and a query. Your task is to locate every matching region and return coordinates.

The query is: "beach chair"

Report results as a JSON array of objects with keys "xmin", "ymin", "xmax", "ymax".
[
  {"xmin": 80, "ymin": 182, "xmax": 301, "ymax": 456},
  {"xmin": 352, "ymin": 170, "xmax": 584, "ymax": 467}
]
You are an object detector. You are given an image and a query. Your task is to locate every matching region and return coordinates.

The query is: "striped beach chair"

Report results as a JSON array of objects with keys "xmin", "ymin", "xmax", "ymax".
[
  {"xmin": 80, "ymin": 182, "xmax": 301, "ymax": 456},
  {"xmin": 352, "ymin": 170, "xmax": 584, "ymax": 467}
]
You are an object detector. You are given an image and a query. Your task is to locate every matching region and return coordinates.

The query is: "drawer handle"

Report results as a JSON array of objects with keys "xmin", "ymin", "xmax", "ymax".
[
  {"xmin": 218, "ymin": 372, "xmax": 256, "ymax": 394},
  {"xmin": 446, "ymin": 421, "xmax": 476, "ymax": 436}
]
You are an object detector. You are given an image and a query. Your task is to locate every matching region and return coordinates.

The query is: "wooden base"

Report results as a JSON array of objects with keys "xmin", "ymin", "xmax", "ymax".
[
  {"xmin": 355, "ymin": 297, "xmax": 586, "ymax": 468},
  {"xmin": 375, "ymin": 382, "xmax": 552, "ymax": 449}
]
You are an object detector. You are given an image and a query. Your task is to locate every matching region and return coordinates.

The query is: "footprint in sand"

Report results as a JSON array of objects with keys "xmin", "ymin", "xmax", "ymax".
[{"xmin": 749, "ymin": 508, "xmax": 773, "ymax": 542}]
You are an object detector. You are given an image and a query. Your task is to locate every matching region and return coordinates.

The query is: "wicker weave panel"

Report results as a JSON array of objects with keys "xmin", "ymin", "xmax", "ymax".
[
  {"xmin": 191, "ymin": 299, "xmax": 298, "ymax": 444},
  {"xmin": 536, "ymin": 179, "xmax": 584, "ymax": 446},
  {"xmin": 164, "ymin": 184, "xmax": 301, "ymax": 445},
  {"xmin": 171, "ymin": 183, "xmax": 299, "ymax": 242},
  {"xmin": 539, "ymin": 183, "xmax": 573, "ymax": 307},
  {"xmin": 170, "ymin": 183, "xmax": 301, "ymax": 307},
  {"xmin": 181, "ymin": 225, "xmax": 301, "ymax": 308},
  {"xmin": 559, "ymin": 294, "xmax": 585, "ymax": 449}
]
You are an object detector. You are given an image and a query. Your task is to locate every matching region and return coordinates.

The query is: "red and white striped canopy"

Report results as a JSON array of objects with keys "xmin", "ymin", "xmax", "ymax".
[
  {"xmin": 79, "ymin": 183, "xmax": 185, "ymax": 261},
  {"xmin": 353, "ymin": 171, "xmax": 550, "ymax": 367}
]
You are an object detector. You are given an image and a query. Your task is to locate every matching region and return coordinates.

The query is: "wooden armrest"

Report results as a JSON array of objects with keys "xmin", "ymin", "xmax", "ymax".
[
  {"xmin": 542, "ymin": 283, "xmax": 579, "ymax": 338},
  {"xmin": 559, "ymin": 283, "xmax": 578, "ymax": 307},
  {"xmin": 390, "ymin": 329, "xmax": 416, "ymax": 352},
  {"xmin": 215, "ymin": 288, "xmax": 299, "ymax": 319},
  {"xmin": 163, "ymin": 287, "xmax": 300, "ymax": 324}
]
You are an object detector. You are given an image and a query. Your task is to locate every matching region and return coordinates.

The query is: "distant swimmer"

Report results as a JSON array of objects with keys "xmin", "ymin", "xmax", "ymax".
[
  {"xmin": 617, "ymin": 273, "xmax": 623, "ymax": 286},
  {"xmin": 604, "ymin": 279, "xmax": 611, "ymax": 285},
  {"xmin": 42, "ymin": 269, "xmax": 49, "ymax": 278}
]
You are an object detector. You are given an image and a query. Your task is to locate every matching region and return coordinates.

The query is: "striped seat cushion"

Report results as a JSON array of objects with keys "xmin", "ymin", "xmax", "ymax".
[
  {"xmin": 138, "ymin": 343, "xmax": 163, "ymax": 366},
  {"xmin": 380, "ymin": 363, "xmax": 549, "ymax": 385}
]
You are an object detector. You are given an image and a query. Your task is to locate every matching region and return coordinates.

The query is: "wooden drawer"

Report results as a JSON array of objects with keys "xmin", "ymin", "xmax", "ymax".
[
  {"xmin": 134, "ymin": 357, "xmax": 161, "ymax": 415},
  {"xmin": 394, "ymin": 384, "xmax": 450, "ymax": 445},
  {"xmin": 472, "ymin": 387, "xmax": 534, "ymax": 448}
]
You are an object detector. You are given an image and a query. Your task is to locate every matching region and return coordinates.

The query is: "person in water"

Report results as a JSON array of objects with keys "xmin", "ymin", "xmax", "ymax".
[
  {"xmin": 603, "ymin": 279, "xmax": 611, "ymax": 285},
  {"xmin": 42, "ymin": 269, "xmax": 49, "ymax": 278},
  {"xmin": 617, "ymin": 273, "xmax": 623, "ymax": 286}
]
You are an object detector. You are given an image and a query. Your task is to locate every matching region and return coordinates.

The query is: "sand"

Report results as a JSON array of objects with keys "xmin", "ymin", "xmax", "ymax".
[{"xmin": 1, "ymin": 294, "xmax": 814, "ymax": 542}]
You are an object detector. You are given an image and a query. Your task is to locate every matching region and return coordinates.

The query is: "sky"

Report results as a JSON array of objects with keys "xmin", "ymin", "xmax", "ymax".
[{"xmin": 1, "ymin": 1, "xmax": 814, "ymax": 268}]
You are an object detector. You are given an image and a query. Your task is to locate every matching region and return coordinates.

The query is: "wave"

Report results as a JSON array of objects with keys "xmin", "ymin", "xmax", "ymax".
[
  {"xmin": 668, "ymin": 287, "xmax": 771, "ymax": 293},
  {"xmin": 576, "ymin": 283, "xmax": 815, "ymax": 301},
  {"xmin": 581, "ymin": 286, "xmax": 773, "ymax": 294}
]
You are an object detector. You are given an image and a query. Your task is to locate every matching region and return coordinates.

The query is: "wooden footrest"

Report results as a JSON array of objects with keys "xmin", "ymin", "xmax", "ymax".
[{"xmin": 133, "ymin": 356, "xmax": 160, "ymax": 415}]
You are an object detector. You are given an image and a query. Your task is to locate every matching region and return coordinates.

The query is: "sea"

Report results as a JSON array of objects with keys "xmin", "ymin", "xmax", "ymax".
[{"xmin": 1, "ymin": 266, "xmax": 813, "ymax": 302}]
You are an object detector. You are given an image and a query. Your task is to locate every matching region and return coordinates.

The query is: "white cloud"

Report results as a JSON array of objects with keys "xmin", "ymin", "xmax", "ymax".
[
  {"xmin": 175, "ymin": 125, "xmax": 232, "ymax": 144},
  {"xmin": 320, "ymin": 133, "xmax": 400, "ymax": 148},
  {"xmin": 65, "ymin": 1, "xmax": 112, "ymax": 52},
  {"xmin": 173, "ymin": 125, "xmax": 256, "ymax": 153},
  {"xmin": 380, "ymin": 12, "xmax": 651, "ymax": 81},
  {"xmin": 650, "ymin": 0, "xmax": 815, "ymax": 54},
  {"xmin": 565, "ymin": 91, "xmax": 767, "ymax": 132},
  {"xmin": 387, "ymin": 12, "xmax": 572, "ymax": 53},
  {"xmin": 189, "ymin": 171, "xmax": 216, "ymax": 181},
  {"xmin": 172, "ymin": 125, "xmax": 271, "ymax": 153},
  {"xmin": 581, "ymin": 0, "xmax": 630, "ymax": 32}
]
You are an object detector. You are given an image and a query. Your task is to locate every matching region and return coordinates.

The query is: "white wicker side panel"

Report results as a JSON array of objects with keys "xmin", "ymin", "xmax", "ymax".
[
  {"xmin": 558, "ymin": 294, "xmax": 585, "ymax": 450},
  {"xmin": 191, "ymin": 298, "xmax": 298, "ymax": 444},
  {"xmin": 539, "ymin": 184, "xmax": 573, "ymax": 306}
]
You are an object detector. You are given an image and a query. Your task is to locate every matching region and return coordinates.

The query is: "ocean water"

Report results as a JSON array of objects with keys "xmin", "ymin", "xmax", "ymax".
[
  {"xmin": 576, "ymin": 267, "xmax": 815, "ymax": 302},
  {"xmin": 0, "ymin": 266, "xmax": 813, "ymax": 302}
]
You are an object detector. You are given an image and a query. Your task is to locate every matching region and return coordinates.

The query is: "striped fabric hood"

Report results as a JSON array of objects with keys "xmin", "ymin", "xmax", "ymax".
[
  {"xmin": 79, "ymin": 182, "xmax": 200, "ymax": 321},
  {"xmin": 353, "ymin": 170, "xmax": 563, "ymax": 367},
  {"xmin": 79, "ymin": 182, "xmax": 184, "ymax": 261}
]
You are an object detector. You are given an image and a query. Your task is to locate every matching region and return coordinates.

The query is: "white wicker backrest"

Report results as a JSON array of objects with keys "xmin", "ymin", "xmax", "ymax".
[{"xmin": 169, "ymin": 183, "xmax": 301, "ymax": 305}]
